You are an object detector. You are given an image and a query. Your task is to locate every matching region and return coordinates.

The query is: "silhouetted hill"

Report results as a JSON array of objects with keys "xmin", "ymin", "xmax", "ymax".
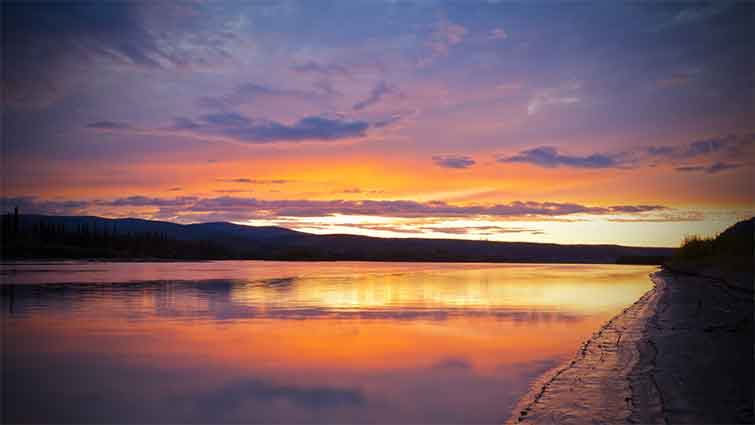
[
  {"xmin": 10, "ymin": 215, "xmax": 303, "ymax": 241},
  {"xmin": 672, "ymin": 217, "xmax": 753, "ymax": 263},
  {"xmin": 2, "ymin": 214, "xmax": 674, "ymax": 263},
  {"xmin": 667, "ymin": 217, "xmax": 754, "ymax": 290},
  {"xmin": 716, "ymin": 217, "xmax": 754, "ymax": 251}
]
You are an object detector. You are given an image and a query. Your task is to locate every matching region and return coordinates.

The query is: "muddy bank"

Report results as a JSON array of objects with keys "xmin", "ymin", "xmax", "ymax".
[
  {"xmin": 508, "ymin": 269, "xmax": 753, "ymax": 424},
  {"xmin": 634, "ymin": 270, "xmax": 753, "ymax": 424}
]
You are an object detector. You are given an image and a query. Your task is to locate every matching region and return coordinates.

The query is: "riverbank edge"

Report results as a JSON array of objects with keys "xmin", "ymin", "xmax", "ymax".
[{"xmin": 506, "ymin": 270, "xmax": 665, "ymax": 424}]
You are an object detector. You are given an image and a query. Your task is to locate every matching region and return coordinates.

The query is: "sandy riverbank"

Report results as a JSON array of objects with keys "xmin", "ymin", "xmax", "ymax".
[{"xmin": 508, "ymin": 269, "xmax": 753, "ymax": 424}]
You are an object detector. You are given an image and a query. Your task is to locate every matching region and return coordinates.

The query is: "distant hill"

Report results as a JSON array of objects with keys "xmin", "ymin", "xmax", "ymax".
[{"xmin": 1, "ymin": 213, "xmax": 674, "ymax": 263}]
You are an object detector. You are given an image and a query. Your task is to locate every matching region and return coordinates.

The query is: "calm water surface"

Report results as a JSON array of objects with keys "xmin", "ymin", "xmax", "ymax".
[{"xmin": 1, "ymin": 261, "xmax": 654, "ymax": 424}]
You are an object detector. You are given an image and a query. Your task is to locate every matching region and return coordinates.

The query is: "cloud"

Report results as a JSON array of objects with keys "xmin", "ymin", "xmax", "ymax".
[
  {"xmin": 500, "ymin": 134, "xmax": 753, "ymax": 172},
  {"xmin": 171, "ymin": 117, "xmax": 201, "ymax": 129},
  {"xmin": 202, "ymin": 112, "xmax": 251, "ymax": 127},
  {"xmin": 675, "ymin": 161, "xmax": 742, "ymax": 174},
  {"xmin": 432, "ymin": 357, "xmax": 471, "ymax": 370},
  {"xmin": 339, "ymin": 188, "xmax": 384, "ymax": 195},
  {"xmin": 646, "ymin": 146, "xmax": 675, "ymax": 156},
  {"xmin": 90, "ymin": 111, "xmax": 376, "ymax": 145},
  {"xmin": 670, "ymin": 4, "xmax": 729, "ymax": 26},
  {"xmin": 2, "ymin": 2, "xmax": 235, "ymax": 107},
  {"xmin": 419, "ymin": 19, "xmax": 467, "ymax": 67},
  {"xmin": 290, "ymin": 61, "xmax": 352, "ymax": 78},
  {"xmin": 372, "ymin": 112, "xmax": 409, "ymax": 128},
  {"xmin": 1, "ymin": 197, "xmax": 90, "ymax": 216},
  {"xmin": 218, "ymin": 178, "xmax": 254, "ymax": 183},
  {"xmin": 105, "ymin": 196, "xmax": 199, "ymax": 208},
  {"xmin": 527, "ymin": 94, "xmax": 580, "ymax": 115},
  {"xmin": 420, "ymin": 225, "xmax": 545, "ymax": 236},
  {"xmin": 4, "ymin": 196, "xmax": 668, "ymax": 223},
  {"xmin": 197, "ymin": 83, "xmax": 321, "ymax": 110},
  {"xmin": 86, "ymin": 121, "xmax": 131, "ymax": 129},
  {"xmin": 656, "ymin": 71, "xmax": 696, "ymax": 88},
  {"xmin": 683, "ymin": 138, "xmax": 730, "ymax": 157},
  {"xmin": 647, "ymin": 134, "xmax": 754, "ymax": 161},
  {"xmin": 343, "ymin": 223, "xmax": 546, "ymax": 237},
  {"xmin": 214, "ymin": 189, "xmax": 252, "ymax": 194},
  {"xmin": 2, "ymin": 3, "xmax": 154, "ymax": 107},
  {"xmin": 607, "ymin": 210, "xmax": 706, "ymax": 222},
  {"xmin": 433, "ymin": 21, "xmax": 467, "ymax": 51},
  {"xmin": 499, "ymin": 147, "xmax": 622, "ymax": 169},
  {"xmin": 527, "ymin": 82, "xmax": 582, "ymax": 115},
  {"xmin": 707, "ymin": 162, "xmax": 742, "ymax": 173},
  {"xmin": 353, "ymin": 81, "xmax": 397, "ymax": 111},
  {"xmin": 216, "ymin": 178, "xmax": 291, "ymax": 184},
  {"xmin": 432, "ymin": 155, "xmax": 476, "ymax": 169},
  {"xmin": 489, "ymin": 28, "xmax": 508, "ymax": 40},
  {"xmin": 170, "ymin": 113, "xmax": 369, "ymax": 143},
  {"xmin": 673, "ymin": 165, "xmax": 705, "ymax": 173},
  {"xmin": 312, "ymin": 78, "xmax": 339, "ymax": 96},
  {"xmin": 496, "ymin": 83, "xmax": 521, "ymax": 91}
]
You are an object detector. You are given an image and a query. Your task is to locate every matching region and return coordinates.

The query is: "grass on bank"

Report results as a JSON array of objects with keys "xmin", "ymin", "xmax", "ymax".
[{"xmin": 669, "ymin": 218, "xmax": 754, "ymax": 274}]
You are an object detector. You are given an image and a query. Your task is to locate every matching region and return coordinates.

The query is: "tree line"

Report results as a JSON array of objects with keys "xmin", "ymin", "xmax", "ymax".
[{"xmin": 1, "ymin": 209, "xmax": 231, "ymax": 259}]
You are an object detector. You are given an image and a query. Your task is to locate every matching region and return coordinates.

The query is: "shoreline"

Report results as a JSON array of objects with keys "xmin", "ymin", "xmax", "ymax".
[
  {"xmin": 506, "ymin": 272, "xmax": 663, "ymax": 424},
  {"xmin": 507, "ymin": 268, "xmax": 753, "ymax": 424},
  {"xmin": 1, "ymin": 257, "xmax": 664, "ymax": 265}
]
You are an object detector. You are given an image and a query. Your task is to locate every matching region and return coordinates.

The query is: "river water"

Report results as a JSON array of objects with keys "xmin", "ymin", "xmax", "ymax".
[{"xmin": 1, "ymin": 261, "xmax": 654, "ymax": 424}]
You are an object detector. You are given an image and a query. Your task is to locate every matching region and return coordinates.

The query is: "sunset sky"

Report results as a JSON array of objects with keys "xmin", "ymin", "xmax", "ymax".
[{"xmin": 2, "ymin": 1, "xmax": 753, "ymax": 247}]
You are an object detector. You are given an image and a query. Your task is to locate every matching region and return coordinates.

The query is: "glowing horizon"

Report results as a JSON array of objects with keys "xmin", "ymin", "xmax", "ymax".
[{"xmin": 2, "ymin": 2, "xmax": 753, "ymax": 247}]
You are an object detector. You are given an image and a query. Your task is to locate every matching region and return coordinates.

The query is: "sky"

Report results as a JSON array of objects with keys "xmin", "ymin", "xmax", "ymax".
[{"xmin": 1, "ymin": 1, "xmax": 753, "ymax": 247}]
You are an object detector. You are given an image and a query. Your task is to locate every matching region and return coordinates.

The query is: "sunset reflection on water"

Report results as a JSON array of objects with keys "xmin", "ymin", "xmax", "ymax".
[{"xmin": 2, "ymin": 262, "xmax": 654, "ymax": 424}]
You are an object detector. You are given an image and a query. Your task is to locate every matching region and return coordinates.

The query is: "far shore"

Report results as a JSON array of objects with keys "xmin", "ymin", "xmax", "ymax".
[
  {"xmin": 0, "ymin": 257, "xmax": 665, "ymax": 265},
  {"xmin": 508, "ymin": 266, "xmax": 753, "ymax": 424}
]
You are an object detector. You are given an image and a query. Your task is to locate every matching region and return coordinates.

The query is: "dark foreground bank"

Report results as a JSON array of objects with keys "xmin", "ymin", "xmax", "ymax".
[
  {"xmin": 635, "ymin": 270, "xmax": 753, "ymax": 424},
  {"xmin": 508, "ymin": 269, "xmax": 753, "ymax": 424}
]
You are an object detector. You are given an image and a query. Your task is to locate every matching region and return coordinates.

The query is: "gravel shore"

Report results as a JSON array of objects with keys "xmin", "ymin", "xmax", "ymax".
[{"xmin": 508, "ymin": 269, "xmax": 753, "ymax": 424}]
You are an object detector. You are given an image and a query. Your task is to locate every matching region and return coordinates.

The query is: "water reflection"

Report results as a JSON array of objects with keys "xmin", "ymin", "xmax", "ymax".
[
  {"xmin": 1, "ymin": 262, "xmax": 654, "ymax": 424},
  {"xmin": 2, "ymin": 279, "xmax": 584, "ymax": 323}
]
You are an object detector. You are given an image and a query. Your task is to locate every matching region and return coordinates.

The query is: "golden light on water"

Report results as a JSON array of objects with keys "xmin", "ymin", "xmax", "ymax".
[
  {"xmin": 229, "ymin": 264, "xmax": 653, "ymax": 314},
  {"xmin": 4, "ymin": 261, "xmax": 656, "ymax": 423}
]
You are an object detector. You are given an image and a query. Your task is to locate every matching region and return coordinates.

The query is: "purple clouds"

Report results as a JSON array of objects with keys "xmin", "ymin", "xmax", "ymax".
[
  {"xmin": 648, "ymin": 134, "xmax": 753, "ymax": 173},
  {"xmin": 353, "ymin": 81, "xmax": 397, "ymax": 111},
  {"xmin": 432, "ymin": 155, "xmax": 476, "ymax": 169},
  {"xmin": 2, "ymin": 2, "xmax": 236, "ymax": 107},
  {"xmin": 499, "ymin": 147, "xmax": 621, "ymax": 169},
  {"xmin": 291, "ymin": 61, "xmax": 353, "ymax": 78},
  {"xmin": 86, "ymin": 112, "xmax": 372, "ymax": 144},
  {"xmin": 497, "ymin": 134, "xmax": 754, "ymax": 172},
  {"xmin": 647, "ymin": 135, "xmax": 744, "ymax": 160},
  {"xmin": 216, "ymin": 178, "xmax": 291, "ymax": 184},
  {"xmin": 3, "ymin": 196, "xmax": 667, "ymax": 223},
  {"xmin": 86, "ymin": 121, "xmax": 131, "ymax": 129},
  {"xmin": 675, "ymin": 162, "xmax": 743, "ymax": 174},
  {"xmin": 196, "ymin": 83, "xmax": 322, "ymax": 110},
  {"xmin": 172, "ymin": 113, "xmax": 369, "ymax": 143}
]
